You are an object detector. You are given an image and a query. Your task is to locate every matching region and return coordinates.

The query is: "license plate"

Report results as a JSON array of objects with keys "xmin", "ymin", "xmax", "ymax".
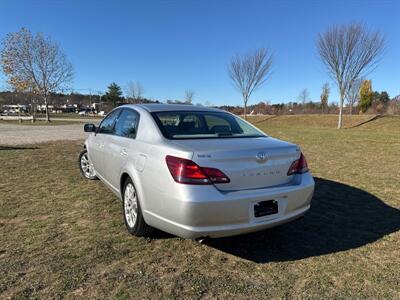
[{"xmin": 254, "ymin": 200, "xmax": 278, "ymax": 217}]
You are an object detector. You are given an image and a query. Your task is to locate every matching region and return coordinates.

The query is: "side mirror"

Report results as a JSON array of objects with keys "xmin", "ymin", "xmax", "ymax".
[{"xmin": 84, "ymin": 123, "xmax": 96, "ymax": 133}]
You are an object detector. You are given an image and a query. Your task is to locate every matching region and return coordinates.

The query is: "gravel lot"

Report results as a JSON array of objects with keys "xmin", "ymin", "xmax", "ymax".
[{"xmin": 0, "ymin": 123, "xmax": 89, "ymax": 146}]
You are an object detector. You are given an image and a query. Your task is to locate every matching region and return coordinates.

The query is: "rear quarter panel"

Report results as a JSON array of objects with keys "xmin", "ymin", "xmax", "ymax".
[{"xmin": 121, "ymin": 108, "xmax": 195, "ymax": 221}]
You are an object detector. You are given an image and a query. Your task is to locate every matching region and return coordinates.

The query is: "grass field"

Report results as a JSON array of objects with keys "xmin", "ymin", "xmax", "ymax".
[{"xmin": 0, "ymin": 115, "xmax": 399, "ymax": 299}]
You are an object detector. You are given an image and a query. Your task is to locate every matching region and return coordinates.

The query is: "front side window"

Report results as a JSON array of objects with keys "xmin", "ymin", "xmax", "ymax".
[
  {"xmin": 114, "ymin": 109, "xmax": 139, "ymax": 138},
  {"xmin": 98, "ymin": 109, "xmax": 120, "ymax": 134},
  {"xmin": 152, "ymin": 111, "xmax": 266, "ymax": 139}
]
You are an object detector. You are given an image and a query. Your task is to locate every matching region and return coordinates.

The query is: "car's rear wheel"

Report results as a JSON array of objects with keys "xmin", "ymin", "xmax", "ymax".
[
  {"xmin": 78, "ymin": 149, "xmax": 97, "ymax": 180},
  {"xmin": 123, "ymin": 177, "xmax": 153, "ymax": 236}
]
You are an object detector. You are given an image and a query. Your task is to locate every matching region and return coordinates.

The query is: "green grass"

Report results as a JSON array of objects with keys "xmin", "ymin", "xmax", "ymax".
[{"xmin": 0, "ymin": 115, "xmax": 399, "ymax": 298}]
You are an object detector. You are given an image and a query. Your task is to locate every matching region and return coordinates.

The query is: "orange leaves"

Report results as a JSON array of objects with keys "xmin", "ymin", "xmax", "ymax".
[{"xmin": 0, "ymin": 28, "xmax": 73, "ymax": 96}]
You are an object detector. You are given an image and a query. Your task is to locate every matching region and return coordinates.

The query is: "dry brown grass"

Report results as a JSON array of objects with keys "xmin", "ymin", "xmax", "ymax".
[
  {"xmin": 0, "ymin": 115, "xmax": 399, "ymax": 299},
  {"xmin": 247, "ymin": 114, "xmax": 376, "ymax": 128}
]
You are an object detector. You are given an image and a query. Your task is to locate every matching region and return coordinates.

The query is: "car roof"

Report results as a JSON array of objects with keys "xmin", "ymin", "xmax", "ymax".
[{"xmin": 121, "ymin": 103, "xmax": 224, "ymax": 113}]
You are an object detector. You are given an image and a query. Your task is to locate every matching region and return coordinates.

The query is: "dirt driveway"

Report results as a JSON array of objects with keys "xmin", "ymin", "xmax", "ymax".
[{"xmin": 0, "ymin": 123, "xmax": 89, "ymax": 146}]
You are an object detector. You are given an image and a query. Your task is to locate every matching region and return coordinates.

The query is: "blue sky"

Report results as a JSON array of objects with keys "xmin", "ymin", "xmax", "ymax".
[{"xmin": 0, "ymin": 0, "xmax": 399, "ymax": 105}]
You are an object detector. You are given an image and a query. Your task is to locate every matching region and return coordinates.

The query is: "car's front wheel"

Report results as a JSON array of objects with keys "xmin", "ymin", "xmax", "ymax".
[
  {"xmin": 78, "ymin": 149, "xmax": 97, "ymax": 180},
  {"xmin": 123, "ymin": 177, "xmax": 153, "ymax": 237}
]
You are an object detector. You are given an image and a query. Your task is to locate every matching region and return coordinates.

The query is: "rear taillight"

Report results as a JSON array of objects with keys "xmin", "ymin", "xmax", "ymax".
[
  {"xmin": 287, "ymin": 152, "xmax": 309, "ymax": 176},
  {"xmin": 165, "ymin": 155, "xmax": 230, "ymax": 185}
]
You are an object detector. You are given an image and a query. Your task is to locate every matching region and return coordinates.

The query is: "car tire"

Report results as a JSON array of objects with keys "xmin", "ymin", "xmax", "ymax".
[
  {"xmin": 78, "ymin": 149, "xmax": 98, "ymax": 180},
  {"xmin": 122, "ymin": 177, "xmax": 153, "ymax": 237}
]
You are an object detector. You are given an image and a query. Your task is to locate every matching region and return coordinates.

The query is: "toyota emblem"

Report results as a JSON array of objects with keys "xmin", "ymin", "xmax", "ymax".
[{"xmin": 256, "ymin": 151, "xmax": 267, "ymax": 162}]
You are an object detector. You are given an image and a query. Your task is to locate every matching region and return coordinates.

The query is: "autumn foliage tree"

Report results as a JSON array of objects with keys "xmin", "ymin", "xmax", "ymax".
[
  {"xmin": 359, "ymin": 80, "xmax": 374, "ymax": 113},
  {"xmin": 0, "ymin": 28, "xmax": 73, "ymax": 122}
]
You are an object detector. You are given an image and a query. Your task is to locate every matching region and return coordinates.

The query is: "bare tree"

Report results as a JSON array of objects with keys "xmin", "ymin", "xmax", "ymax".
[
  {"xmin": 184, "ymin": 89, "xmax": 194, "ymax": 104},
  {"xmin": 317, "ymin": 23, "xmax": 385, "ymax": 128},
  {"xmin": 346, "ymin": 78, "xmax": 363, "ymax": 115},
  {"xmin": 125, "ymin": 81, "xmax": 135, "ymax": 102},
  {"xmin": 0, "ymin": 28, "xmax": 73, "ymax": 122},
  {"xmin": 125, "ymin": 80, "xmax": 144, "ymax": 103},
  {"xmin": 320, "ymin": 83, "xmax": 330, "ymax": 113},
  {"xmin": 298, "ymin": 89, "xmax": 310, "ymax": 113},
  {"xmin": 298, "ymin": 88, "xmax": 310, "ymax": 105},
  {"xmin": 228, "ymin": 48, "xmax": 273, "ymax": 119}
]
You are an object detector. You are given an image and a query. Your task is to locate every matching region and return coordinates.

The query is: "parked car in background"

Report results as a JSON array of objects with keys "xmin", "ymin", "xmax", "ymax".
[
  {"xmin": 78, "ymin": 109, "xmax": 90, "ymax": 116},
  {"xmin": 79, "ymin": 104, "xmax": 314, "ymax": 239}
]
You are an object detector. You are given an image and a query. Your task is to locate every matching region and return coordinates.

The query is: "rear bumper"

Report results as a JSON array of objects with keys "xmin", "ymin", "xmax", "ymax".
[{"xmin": 143, "ymin": 173, "xmax": 315, "ymax": 239}]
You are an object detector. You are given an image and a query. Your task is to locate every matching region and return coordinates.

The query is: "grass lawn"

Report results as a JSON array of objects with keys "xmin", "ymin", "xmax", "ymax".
[{"xmin": 0, "ymin": 115, "xmax": 399, "ymax": 299}]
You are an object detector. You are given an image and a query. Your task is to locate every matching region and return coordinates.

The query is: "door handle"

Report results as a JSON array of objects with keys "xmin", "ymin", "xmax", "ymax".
[{"xmin": 120, "ymin": 148, "xmax": 128, "ymax": 156}]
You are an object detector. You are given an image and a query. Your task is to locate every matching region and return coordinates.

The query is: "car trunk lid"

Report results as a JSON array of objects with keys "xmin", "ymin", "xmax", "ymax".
[{"xmin": 170, "ymin": 137, "xmax": 300, "ymax": 191}]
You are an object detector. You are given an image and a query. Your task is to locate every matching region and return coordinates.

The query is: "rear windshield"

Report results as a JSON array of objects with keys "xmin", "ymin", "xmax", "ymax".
[{"xmin": 151, "ymin": 111, "xmax": 266, "ymax": 139}]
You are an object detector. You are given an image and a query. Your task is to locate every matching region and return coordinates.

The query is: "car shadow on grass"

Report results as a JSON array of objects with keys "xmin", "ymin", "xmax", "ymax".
[{"xmin": 204, "ymin": 177, "xmax": 400, "ymax": 263}]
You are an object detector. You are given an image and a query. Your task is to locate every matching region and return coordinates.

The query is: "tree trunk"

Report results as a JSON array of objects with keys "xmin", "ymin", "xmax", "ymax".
[
  {"xmin": 349, "ymin": 103, "xmax": 353, "ymax": 115},
  {"xmin": 337, "ymin": 92, "xmax": 344, "ymax": 129},
  {"xmin": 243, "ymin": 99, "xmax": 247, "ymax": 120},
  {"xmin": 33, "ymin": 102, "xmax": 36, "ymax": 122},
  {"xmin": 31, "ymin": 99, "xmax": 36, "ymax": 123},
  {"xmin": 44, "ymin": 95, "xmax": 50, "ymax": 122}
]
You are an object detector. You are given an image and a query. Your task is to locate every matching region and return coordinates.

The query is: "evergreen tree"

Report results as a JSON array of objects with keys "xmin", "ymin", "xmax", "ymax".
[
  {"xmin": 104, "ymin": 82, "xmax": 123, "ymax": 107},
  {"xmin": 379, "ymin": 91, "xmax": 390, "ymax": 103}
]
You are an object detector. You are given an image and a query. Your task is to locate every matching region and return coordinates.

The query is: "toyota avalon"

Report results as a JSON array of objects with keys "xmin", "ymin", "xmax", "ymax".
[{"xmin": 79, "ymin": 104, "xmax": 314, "ymax": 239}]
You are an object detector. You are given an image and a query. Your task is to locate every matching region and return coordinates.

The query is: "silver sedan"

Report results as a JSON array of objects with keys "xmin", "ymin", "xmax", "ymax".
[{"xmin": 79, "ymin": 104, "xmax": 314, "ymax": 239}]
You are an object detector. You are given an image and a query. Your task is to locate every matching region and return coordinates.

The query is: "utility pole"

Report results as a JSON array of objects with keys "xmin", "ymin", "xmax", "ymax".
[
  {"xmin": 89, "ymin": 89, "xmax": 92, "ymax": 113},
  {"xmin": 97, "ymin": 91, "xmax": 103, "ymax": 113}
]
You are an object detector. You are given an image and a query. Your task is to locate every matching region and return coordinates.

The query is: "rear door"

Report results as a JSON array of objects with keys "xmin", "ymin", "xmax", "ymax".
[{"xmin": 102, "ymin": 108, "xmax": 140, "ymax": 189}]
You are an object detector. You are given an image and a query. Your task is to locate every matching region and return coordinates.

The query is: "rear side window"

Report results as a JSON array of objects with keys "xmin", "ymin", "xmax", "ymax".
[
  {"xmin": 114, "ymin": 109, "xmax": 139, "ymax": 138},
  {"xmin": 98, "ymin": 109, "xmax": 121, "ymax": 134},
  {"xmin": 152, "ymin": 111, "xmax": 266, "ymax": 139}
]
